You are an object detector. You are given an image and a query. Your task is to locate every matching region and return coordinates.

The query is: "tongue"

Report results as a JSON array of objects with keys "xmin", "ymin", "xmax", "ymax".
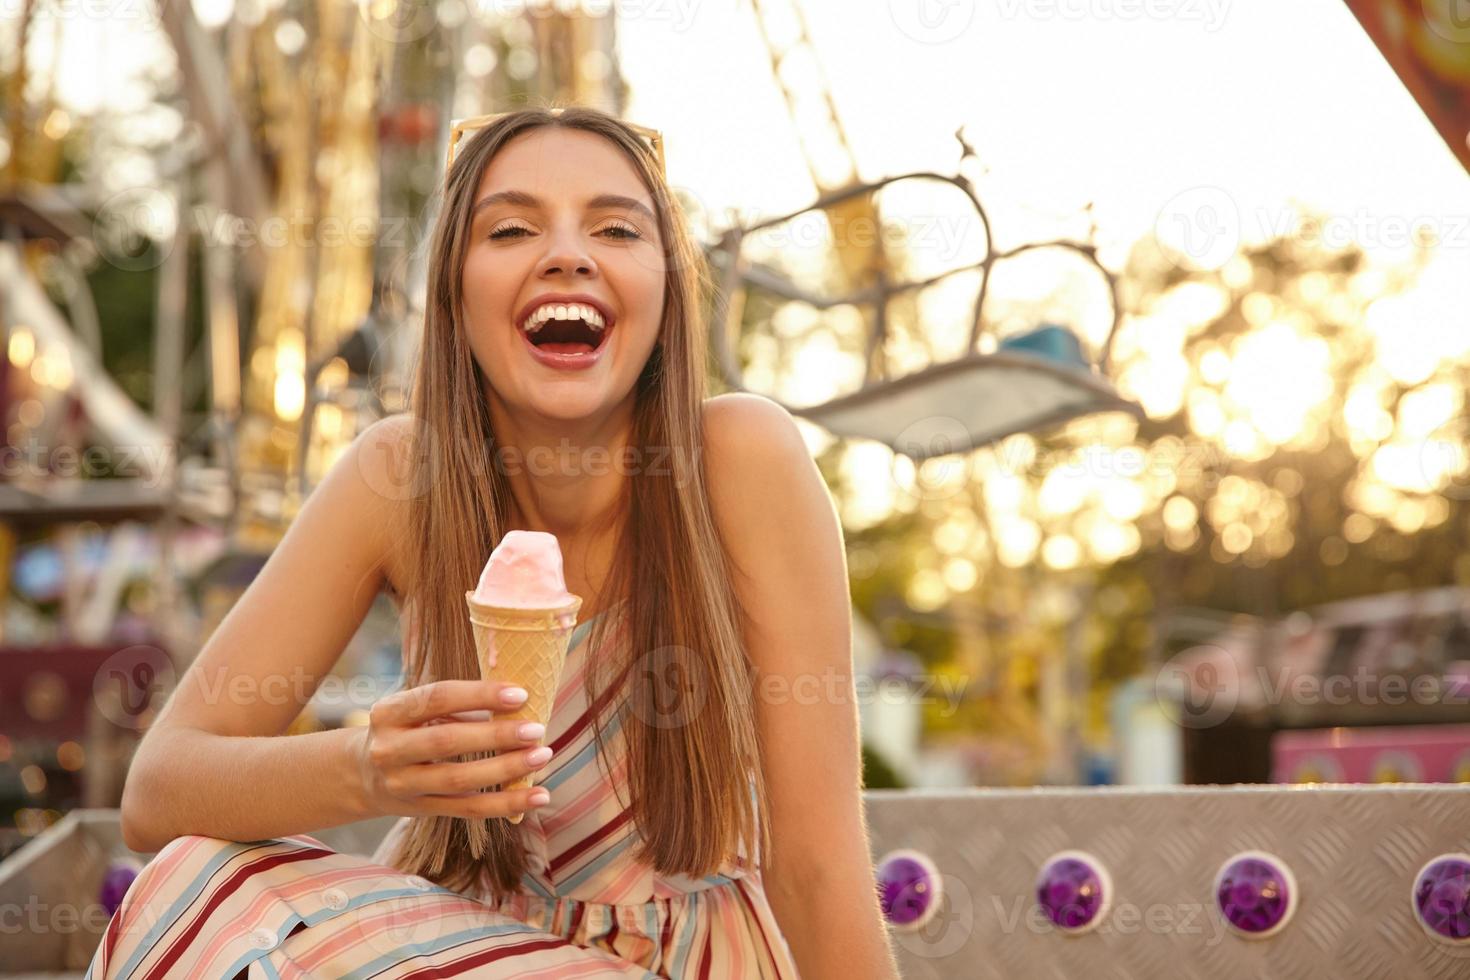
[{"xmin": 539, "ymin": 341, "xmax": 595, "ymax": 355}]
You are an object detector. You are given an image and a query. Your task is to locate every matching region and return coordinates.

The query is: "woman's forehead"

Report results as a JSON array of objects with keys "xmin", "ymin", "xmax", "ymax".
[{"xmin": 476, "ymin": 127, "xmax": 651, "ymax": 205}]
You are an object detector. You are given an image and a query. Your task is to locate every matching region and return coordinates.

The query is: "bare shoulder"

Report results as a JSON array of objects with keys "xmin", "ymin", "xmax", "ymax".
[
  {"xmin": 701, "ymin": 394, "xmax": 827, "ymax": 576},
  {"xmin": 701, "ymin": 393, "xmax": 808, "ymax": 474}
]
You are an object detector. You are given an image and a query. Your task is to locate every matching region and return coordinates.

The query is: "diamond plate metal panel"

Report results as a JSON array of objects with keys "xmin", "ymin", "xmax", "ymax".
[{"xmin": 864, "ymin": 786, "xmax": 1470, "ymax": 980}]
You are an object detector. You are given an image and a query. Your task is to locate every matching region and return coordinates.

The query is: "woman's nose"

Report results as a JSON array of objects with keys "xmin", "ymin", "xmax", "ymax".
[{"xmin": 535, "ymin": 227, "xmax": 598, "ymax": 279}]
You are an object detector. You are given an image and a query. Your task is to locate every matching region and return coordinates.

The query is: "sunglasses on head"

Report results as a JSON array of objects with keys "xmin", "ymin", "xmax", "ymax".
[{"xmin": 444, "ymin": 108, "xmax": 666, "ymax": 178}]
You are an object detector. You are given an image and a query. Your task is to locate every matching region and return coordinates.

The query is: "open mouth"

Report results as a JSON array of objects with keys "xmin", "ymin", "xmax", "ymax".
[{"xmin": 524, "ymin": 316, "xmax": 608, "ymax": 356}]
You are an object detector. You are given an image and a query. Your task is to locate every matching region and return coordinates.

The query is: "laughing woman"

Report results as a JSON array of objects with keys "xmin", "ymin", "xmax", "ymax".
[{"xmin": 89, "ymin": 105, "xmax": 900, "ymax": 979}]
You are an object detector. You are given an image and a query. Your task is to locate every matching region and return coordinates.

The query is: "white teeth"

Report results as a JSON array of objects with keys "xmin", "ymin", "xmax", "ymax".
[{"xmin": 521, "ymin": 302, "xmax": 606, "ymax": 334}]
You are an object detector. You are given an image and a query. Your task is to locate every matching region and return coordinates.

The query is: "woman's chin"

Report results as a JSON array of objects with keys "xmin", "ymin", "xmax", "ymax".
[{"xmin": 522, "ymin": 387, "xmax": 611, "ymax": 422}]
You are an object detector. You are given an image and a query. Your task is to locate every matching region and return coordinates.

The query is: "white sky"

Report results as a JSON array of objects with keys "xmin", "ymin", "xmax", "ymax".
[
  {"xmin": 14, "ymin": 0, "xmax": 1467, "ymax": 338},
  {"xmin": 619, "ymin": 0, "xmax": 1470, "ymax": 266}
]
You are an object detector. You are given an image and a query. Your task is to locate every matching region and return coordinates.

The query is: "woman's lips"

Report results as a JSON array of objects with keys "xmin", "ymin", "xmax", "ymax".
[{"xmin": 517, "ymin": 319, "xmax": 612, "ymax": 371}]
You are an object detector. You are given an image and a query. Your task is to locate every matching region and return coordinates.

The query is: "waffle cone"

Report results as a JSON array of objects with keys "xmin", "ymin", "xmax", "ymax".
[{"xmin": 464, "ymin": 592, "xmax": 581, "ymax": 824}]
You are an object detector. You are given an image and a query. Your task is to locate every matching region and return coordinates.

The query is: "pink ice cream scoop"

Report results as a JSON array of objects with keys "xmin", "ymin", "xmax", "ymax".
[{"xmin": 472, "ymin": 530, "xmax": 577, "ymax": 608}]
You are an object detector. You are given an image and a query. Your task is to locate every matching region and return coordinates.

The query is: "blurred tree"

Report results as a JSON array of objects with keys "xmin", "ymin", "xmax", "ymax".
[{"xmin": 796, "ymin": 214, "xmax": 1467, "ymax": 782}]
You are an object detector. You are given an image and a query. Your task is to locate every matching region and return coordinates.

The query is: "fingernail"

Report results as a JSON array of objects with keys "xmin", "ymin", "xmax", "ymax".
[
  {"xmin": 517, "ymin": 722, "xmax": 546, "ymax": 741},
  {"xmin": 526, "ymin": 746, "xmax": 553, "ymax": 766},
  {"xmin": 529, "ymin": 789, "xmax": 550, "ymax": 805},
  {"xmin": 502, "ymin": 687, "xmax": 528, "ymax": 705}
]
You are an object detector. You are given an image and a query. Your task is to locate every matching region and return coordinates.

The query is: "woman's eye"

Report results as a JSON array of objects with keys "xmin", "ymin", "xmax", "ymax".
[
  {"xmin": 601, "ymin": 222, "xmax": 642, "ymax": 241},
  {"xmin": 487, "ymin": 222, "xmax": 643, "ymax": 241}
]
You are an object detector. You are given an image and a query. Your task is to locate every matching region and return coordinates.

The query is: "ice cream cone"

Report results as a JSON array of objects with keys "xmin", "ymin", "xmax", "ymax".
[{"xmin": 464, "ymin": 591, "xmax": 581, "ymax": 824}]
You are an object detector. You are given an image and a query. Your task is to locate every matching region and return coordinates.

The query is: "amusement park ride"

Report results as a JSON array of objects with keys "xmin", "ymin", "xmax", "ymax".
[
  {"xmin": 731, "ymin": 0, "xmax": 1141, "ymax": 458},
  {"xmin": 0, "ymin": 0, "xmax": 1468, "ymax": 977}
]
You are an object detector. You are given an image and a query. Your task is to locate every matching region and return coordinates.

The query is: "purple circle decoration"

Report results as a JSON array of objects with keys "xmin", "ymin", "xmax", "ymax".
[
  {"xmin": 1036, "ymin": 851, "xmax": 1110, "ymax": 934},
  {"xmin": 1215, "ymin": 851, "xmax": 1295, "ymax": 938},
  {"xmin": 876, "ymin": 849, "xmax": 942, "ymax": 932},
  {"xmin": 1413, "ymin": 854, "xmax": 1470, "ymax": 943},
  {"xmin": 99, "ymin": 858, "xmax": 143, "ymax": 918}
]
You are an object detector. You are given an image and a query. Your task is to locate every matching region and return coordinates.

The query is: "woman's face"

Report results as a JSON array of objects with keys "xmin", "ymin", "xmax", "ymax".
[{"xmin": 461, "ymin": 126, "xmax": 666, "ymax": 426}]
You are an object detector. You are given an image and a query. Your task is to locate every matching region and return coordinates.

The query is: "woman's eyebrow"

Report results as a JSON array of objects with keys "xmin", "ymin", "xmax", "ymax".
[{"xmin": 472, "ymin": 189, "xmax": 655, "ymax": 225}]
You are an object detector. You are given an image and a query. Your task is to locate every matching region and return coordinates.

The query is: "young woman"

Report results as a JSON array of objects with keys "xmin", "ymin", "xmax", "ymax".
[{"xmin": 90, "ymin": 106, "xmax": 900, "ymax": 979}]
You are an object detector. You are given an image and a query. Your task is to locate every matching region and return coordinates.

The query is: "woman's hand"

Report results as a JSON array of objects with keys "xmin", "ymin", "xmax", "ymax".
[{"xmin": 356, "ymin": 679, "xmax": 553, "ymax": 820}]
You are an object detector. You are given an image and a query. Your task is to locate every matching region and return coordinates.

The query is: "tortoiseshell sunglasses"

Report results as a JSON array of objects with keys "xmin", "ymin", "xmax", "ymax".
[{"xmin": 444, "ymin": 108, "xmax": 666, "ymax": 177}]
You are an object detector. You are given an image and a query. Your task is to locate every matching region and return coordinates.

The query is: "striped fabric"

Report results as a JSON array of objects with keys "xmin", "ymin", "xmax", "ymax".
[{"xmin": 87, "ymin": 605, "xmax": 801, "ymax": 978}]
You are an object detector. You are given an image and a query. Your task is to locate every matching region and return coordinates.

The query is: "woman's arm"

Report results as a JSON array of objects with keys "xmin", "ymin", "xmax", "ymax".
[
  {"xmin": 704, "ymin": 394, "xmax": 902, "ymax": 980},
  {"xmin": 120, "ymin": 416, "xmax": 413, "ymax": 852},
  {"xmin": 121, "ymin": 726, "xmax": 373, "ymax": 853}
]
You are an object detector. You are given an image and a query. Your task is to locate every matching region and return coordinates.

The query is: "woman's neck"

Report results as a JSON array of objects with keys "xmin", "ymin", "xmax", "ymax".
[{"xmin": 486, "ymin": 383, "xmax": 636, "ymax": 541}]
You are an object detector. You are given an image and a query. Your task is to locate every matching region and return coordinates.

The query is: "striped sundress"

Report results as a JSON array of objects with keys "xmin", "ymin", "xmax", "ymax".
[{"xmin": 86, "ymin": 604, "xmax": 802, "ymax": 979}]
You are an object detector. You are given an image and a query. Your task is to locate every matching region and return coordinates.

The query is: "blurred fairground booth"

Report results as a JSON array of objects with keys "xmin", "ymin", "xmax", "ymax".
[{"xmin": 2, "ymin": 0, "xmax": 1470, "ymax": 976}]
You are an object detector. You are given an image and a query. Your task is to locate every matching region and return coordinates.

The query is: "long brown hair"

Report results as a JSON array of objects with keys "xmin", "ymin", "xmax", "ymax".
[{"xmin": 383, "ymin": 105, "xmax": 770, "ymax": 902}]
